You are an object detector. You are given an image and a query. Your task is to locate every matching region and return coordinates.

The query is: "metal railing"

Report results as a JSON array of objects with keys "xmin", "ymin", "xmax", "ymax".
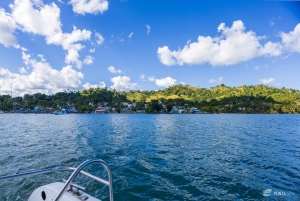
[{"xmin": 0, "ymin": 158, "xmax": 114, "ymax": 201}]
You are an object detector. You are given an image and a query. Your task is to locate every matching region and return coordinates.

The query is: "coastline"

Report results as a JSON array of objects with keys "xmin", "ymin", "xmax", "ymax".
[{"xmin": 0, "ymin": 112, "xmax": 295, "ymax": 115}]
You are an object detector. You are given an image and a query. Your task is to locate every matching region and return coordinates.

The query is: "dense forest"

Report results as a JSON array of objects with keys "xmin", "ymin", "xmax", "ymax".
[{"xmin": 1, "ymin": 84, "xmax": 300, "ymax": 114}]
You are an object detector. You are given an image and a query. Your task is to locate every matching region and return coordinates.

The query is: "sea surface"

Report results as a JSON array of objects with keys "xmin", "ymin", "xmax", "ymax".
[{"xmin": 0, "ymin": 114, "xmax": 300, "ymax": 201}]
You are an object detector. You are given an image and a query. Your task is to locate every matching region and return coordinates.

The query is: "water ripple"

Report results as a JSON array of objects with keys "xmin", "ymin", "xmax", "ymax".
[{"xmin": 0, "ymin": 114, "xmax": 300, "ymax": 200}]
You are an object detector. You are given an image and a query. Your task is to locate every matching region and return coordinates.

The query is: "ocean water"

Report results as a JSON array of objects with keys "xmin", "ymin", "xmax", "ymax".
[{"xmin": 0, "ymin": 114, "xmax": 299, "ymax": 201}]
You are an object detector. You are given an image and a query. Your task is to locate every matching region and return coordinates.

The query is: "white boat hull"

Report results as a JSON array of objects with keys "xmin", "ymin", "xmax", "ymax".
[
  {"xmin": 28, "ymin": 182, "xmax": 100, "ymax": 201},
  {"xmin": 0, "ymin": 159, "xmax": 113, "ymax": 201}
]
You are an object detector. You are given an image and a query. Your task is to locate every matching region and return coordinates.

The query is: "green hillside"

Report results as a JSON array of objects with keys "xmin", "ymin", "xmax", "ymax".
[{"xmin": 1, "ymin": 84, "xmax": 300, "ymax": 113}]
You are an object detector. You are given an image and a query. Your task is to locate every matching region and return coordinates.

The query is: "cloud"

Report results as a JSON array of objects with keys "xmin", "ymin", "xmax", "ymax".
[
  {"xmin": 208, "ymin": 77, "xmax": 223, "ymax": 83},
  {"xmin": 9, "ymin": 0, "xmax": 92, "ymax": 68},
  {"xmin": 65, "ymin": 48, "xmax": 82, "ymax": 68},
  {"xmin": 0, "ymin": 51, "xmax": 84, "ymax": 96},
  {"xmin": 110, "ymin": 76, "xmax": 137, "ymax": 91},
  {"xmin": 108, "ymin": 66, "xmax": 122, "ymax": 74},
  {"xmin": 260, "ymin": 77, "xmax": 275, "ymax": 84},
  {"xmin": 18, "ymin": 67, "xmax": 27, "ymax": 74},
  {"xmin": 155, "ymin": 77, "xmax": 176, "ymax": 88},
  {"xmin": 0, "ymin": 68, "xmax": 12, "ymax": 79},
  {"xmin": 10, "ymin": 0, "xmax": 62, "ymax": 37},
  {"xmin": 46, "ymin": 26, "xmax": 91, "ymax": 50},
  {"xmin": 95, "ymin": 32, "xmax": 104, "ymax": 45},
  {"xmin": 46, "ymin": 26, "xmax": 92, "ymax": 68},
  {"xmin": 148, "ymin": 76, "xmax": 155, "ymax": 82},
  {"xmin": 128, "ymin": 32, "xmax": 133, "ymax": 38},
  {"xmin": 0, "ymin": 8, "xmax": 19, "ymax": 48},
  {"xmin": 89, "ymin": 48, "xmax": 95, "ymax": 53},
  {"xmin": 10, "ymin": 1, "xmax": 93, "ymax": 68},
  {"xmin": 139, "ymin": 74, "xmax": 145, "ymax": 81},
  {"xmin": 83, "ymin": 81, "xmax": 105, "ymax": 89},
  {"xmin": 38, "ymin": 54, "xmax": 46, "ymax": 62},
  {"xmin": 146, "ymin": 24, "xmax": 150, "ymax": 35},
  {"xmin": 254, "ymin": 64, "xmax": 269, "ymax": 70},
  {"xmin": 139, "ymin": 74, "xmax": 145, "ymax": 79},
  {"xmin": 157, "ymin": 20, "xmax": 283, "ymax": 67},
  {"xmin": 22, "ymin": 51, "xmax": 31, "ymax": 66},
  {"xmin": 280, "ymin": 23, "xmax": 300, "ymax": 53},
  {"xmin": 69, "ymin": 0, "xmax": 109, "ymax": 15},
  {"xmin": 157, "ymin": 46, "xmax": 177, "ymax": 66},
  {"xmin": 84, "ymin": 55, "xmax": 93, "ymax": 65}
]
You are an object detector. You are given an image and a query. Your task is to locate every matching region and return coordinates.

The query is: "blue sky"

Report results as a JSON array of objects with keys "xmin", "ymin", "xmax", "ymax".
[{"xmin": 0, "ymin": 0, "xmax": 299, "ymax": 96}]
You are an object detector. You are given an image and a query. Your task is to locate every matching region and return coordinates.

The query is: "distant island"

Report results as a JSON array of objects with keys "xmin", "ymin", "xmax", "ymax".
[{"xmin": 0, "ymin": 84, "xmax": 300, "ymax": 114}]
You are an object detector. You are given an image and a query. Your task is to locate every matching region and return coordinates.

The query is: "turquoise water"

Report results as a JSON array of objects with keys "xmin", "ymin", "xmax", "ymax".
[{"xmin": 0, "ymin": 114, "xmax": 300, "ymax": 200}]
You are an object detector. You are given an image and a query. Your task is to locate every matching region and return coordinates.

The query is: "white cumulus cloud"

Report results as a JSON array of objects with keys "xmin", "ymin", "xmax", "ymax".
[
  {"xmin": 110, "ymin": 76, "xmax": 137, "ymax": 91},
  {"xmin": 95, "ymin": 32, "xmax": 104, "ymax": 45},
  {"xmin": 46, "ymin": 26, "xmax": 91, "ymax": 50},
  {"xmin": 0, "ymin": 8, "xmax": 19, "ymax": 48},
  {"xmin": 148, "ymin": 76, "xmax": 155, "ymax": 82},
  {"xmin": 89, "ymin": 48, "xmax": 95, "ymax": 53},
  {"xmin": 280, "ymin": 23, "xmax": 300, "ymax": 53},
  {"xmin": 157, "ymin": 20, "xmax": 283, "ymax": 67},
  {"xmin": 260, "ymin": 77, "xmax": 275, "ymax": 84},
  {"xmin": 8, "ymin": 0, "xmax": 92, "ymax": 68},
  {"xmin": 0, "ymin": 51, "xmax": 84, "ymax": 96},
  {"xmin": 10, "ymin": 0, "xmax": 62, "ymax": 37},
  {"xmin": 208, "ymin": 77, "xmax": 223, "ymax": 83},
  {"xmin": 69, "ymin": 0, "xmax": 108, "ymax": 15},
  {"xmin": 155, "ymin": 77, "xmax": 176, "ymax": 88},
  {"xmin": 18, "ymin": 67, "xmax": 27, "ymax": 74},
  {"xmin": 108, "ymin": 66, "xmax": 122, "ymax": 74},
  {"xmin": 65, "ymin": 48, "xmax": 82, "ymax": 68},
  {"xmin": 83, "ymin": 81, "xmax": 106, "ymax": 89},
  {"xmin": 157, "ymin": 46, "xmax": 177, "ymax": 66},
  {"xmin": 84, "ymin": 55, "xmax": 93, "ymax": 65},
  {"xmin": 139, "ymin": 74, "xmax": 145, "ymax": 81},
  {"xmin": 46, "ymin": 26, "xmax": 92, "ymax": 68}
]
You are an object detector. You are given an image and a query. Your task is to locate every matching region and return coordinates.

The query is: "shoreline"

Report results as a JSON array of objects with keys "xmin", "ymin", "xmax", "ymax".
[{"xmin": 0, "ymin": 112, "xmax": 300, "ymax": 115}]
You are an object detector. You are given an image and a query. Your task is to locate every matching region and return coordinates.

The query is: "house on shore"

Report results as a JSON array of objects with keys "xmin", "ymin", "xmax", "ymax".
[
  {"xmin": 170, "ymin": 106, "xmax": 185, "ymax": 114},
  {"xmin": 238, "ymin": 107, "xmax": 246, "ymax": 111},
  {"xmin": 95, "ymin": 106, "xmax": 107, "ymax": 114},
  {"xmin": 190, "ymin": 107, "xmax": 201, "ymax": 114}
]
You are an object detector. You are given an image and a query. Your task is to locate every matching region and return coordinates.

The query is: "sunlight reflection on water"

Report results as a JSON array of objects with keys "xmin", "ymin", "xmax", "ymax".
[{"xmin": 0, "ymin": 114, "xmax": 300, "ymax": 200}]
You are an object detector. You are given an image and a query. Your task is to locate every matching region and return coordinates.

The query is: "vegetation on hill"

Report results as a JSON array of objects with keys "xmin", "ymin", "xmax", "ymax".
[{"xmin": 1, "ymin": 84, "xmax": 300, "ymax": 113}]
